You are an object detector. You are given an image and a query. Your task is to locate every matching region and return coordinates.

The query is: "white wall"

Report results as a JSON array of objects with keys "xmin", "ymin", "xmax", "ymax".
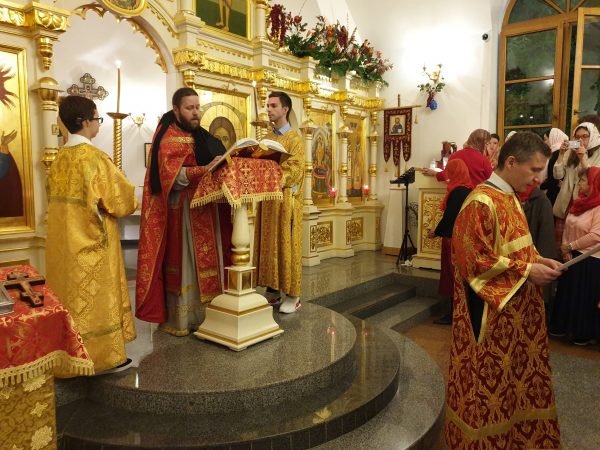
[{"xmin": 53, "ymin": 13, "xmax": 168, "ymax": 202}]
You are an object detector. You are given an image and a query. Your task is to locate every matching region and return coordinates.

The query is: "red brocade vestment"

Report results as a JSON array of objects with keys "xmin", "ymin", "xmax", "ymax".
[
  {"xmin": 136, "ymin": 123, "xmax": 231, "ymax": 324},
  {"xmin": 445, "ymin": 183, "xmax": 560, "ymax": 450}
]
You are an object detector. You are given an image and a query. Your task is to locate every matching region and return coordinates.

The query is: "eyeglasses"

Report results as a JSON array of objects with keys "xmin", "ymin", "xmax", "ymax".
[
  {"xmin": 574, "ymin": 133, "xmax": 589, "ymax": 140},
  {"xmin": 88, "ymin": 117, "xmax": 104, "ymax": 124}
]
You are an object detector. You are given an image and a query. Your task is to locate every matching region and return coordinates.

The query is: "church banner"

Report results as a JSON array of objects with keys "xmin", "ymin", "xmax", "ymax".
[{"xmin": 383, "ymin": 107, "xmax": 413, "ymax": 166}]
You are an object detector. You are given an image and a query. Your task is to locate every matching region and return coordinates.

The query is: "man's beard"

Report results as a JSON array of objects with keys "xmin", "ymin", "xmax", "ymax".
[{"xmin": 178, "ymin": 117, "xmax": 200, "ymax": 132}]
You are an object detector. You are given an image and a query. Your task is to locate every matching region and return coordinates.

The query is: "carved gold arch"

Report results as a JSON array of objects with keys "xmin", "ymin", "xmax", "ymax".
[{"xmin": 73, "ymin": 3, "xmax": 167, "ymax": 73}]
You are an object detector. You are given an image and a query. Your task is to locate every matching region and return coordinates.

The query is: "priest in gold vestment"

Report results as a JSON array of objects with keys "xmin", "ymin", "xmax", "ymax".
[
  {"xmin": 253, "ymin": 92, "xmax": 304, "ymax": 313},
  {"xmin": 446, "ymin": 132, "xmax": 563, "ymax": 449},
  {"xmin": 46, "ymin": 96, "xmax": 138, "ymax": 373}
]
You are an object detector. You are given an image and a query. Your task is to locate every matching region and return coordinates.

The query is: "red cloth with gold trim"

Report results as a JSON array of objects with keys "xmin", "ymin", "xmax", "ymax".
[
  {"xmin": 445, "ymin": 184, "xmax": 560, "ymax": 449},
  {"xmin": 191, "ymin": 157, "xmax": 283, "ymax": 209},
  {"xmin": 135, "ymin": 123, "xmax": 231, "ymax": 323},
  {"xmin": 0, "ymin": 265, "xmax": 93, "ymax": 386}
]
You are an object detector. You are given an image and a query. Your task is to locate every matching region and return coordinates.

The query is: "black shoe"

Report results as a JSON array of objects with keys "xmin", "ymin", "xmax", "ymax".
[
  {"xmin": 95, "ymin": 358, "xmax": 133, "ymax": 375},
  {"xmin": 433, "ymin": 314, "xmax": 452, "ymax": 325},
  {"xmin": 548, "ymin": 330, "xmax": 566, "ymax": 338},
  {"xmin": 572, "ymin": 338, "xmax": 592, "ymax": 346}
]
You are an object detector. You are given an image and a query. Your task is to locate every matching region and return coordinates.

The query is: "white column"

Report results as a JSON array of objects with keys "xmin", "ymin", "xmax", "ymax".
[
  {"xmin": 300, "ymin": 121, "xmax": 316, "ymax": 206},
  {"xmin": 337, "ymin": 127, "xmax": 352, "ymax": 204},
  {"xmin": 368, "ymin": 134, "xmax": 378, "ymax": 201},
  {"xmin": 179, "ymin": 0, "xmax": 194, "ymax": 15},
  {"xmin": 368, "ymin": 110, "xmax": 379, "ymax": 201},
  {"xmin": 253, "ymin": 0, "xmax": 269, "ymax": 41}
]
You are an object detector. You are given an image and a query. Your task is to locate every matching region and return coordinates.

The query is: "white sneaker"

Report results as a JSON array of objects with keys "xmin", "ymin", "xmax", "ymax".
[{"xmin": 279, "ymin": 296, "xmax": 301, "ymax": 314}]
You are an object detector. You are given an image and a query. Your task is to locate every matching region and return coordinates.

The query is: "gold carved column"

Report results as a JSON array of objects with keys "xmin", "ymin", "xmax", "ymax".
[{"xmin": 368, "ymin": 111, "xmax": 379, "ymax": 201}]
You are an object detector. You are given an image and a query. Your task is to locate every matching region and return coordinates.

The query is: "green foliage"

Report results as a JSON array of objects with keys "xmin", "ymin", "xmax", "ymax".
[{"xmin": 268, "ymin": 3, "xmax": 393, "ymax": 86}]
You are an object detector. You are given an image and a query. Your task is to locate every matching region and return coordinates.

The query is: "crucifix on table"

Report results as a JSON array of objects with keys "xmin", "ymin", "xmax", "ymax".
[{"xmin": 1, "ymin": 271, "xmax": 46, "ymax": 307}]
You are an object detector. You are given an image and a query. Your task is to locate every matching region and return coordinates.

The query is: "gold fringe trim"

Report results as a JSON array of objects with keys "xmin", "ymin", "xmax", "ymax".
[
  {"xmin": 0, "ymin": 350, "xmax": 95, "ymax": 387},
  {"xmin": 190, "ymin": 181, "xmax": 283, "ymax": 209}
]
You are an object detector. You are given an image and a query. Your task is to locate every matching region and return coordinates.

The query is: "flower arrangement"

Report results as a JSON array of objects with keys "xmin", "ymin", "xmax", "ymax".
[
  {"xmin": 268, "ymin": 3, "xmax": 392, "ymax": 85},
  {"xmin": 418, "ymin": 64, "xmax": 445, "ymax": 110}
]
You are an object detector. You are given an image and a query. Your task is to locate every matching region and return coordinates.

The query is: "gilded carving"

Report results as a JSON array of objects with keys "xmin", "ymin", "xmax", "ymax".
[
  {"xmin": 0, "ymin": 3, "xmax": 69, "ymax": 32},
  {"xmin": 173, "ymin": 48, "xmax": 207, "ymax": 67},
  {"xmin": 0, "ymin": 6, "xmax": 26, "ymax": 28},
  {"xmin": 182, "ymin": 68, "xmax": 196, "ymax": 87},
  {"xmin": 36, "ymin": 37, "xmax": 53, "ymax": 70},
  {"xmin": 375, "ymin": 216, "xmax": 381, "ymax": 243},
  {"xmin": 31, "ymin": 9, "xmax": 68, "ymax": 31},
  {"xmin": 420, "ymin": 193, "xmax": 444, "ymax": 253},
  {"xmin": 346, "ymin": 217, "xmax": 363, "ymax": 244},
  {"xmin": 310, "ymin": 221, "xmax": 333, "ymax": 251},
  {"xmin": 368, "ymin": 164, "xmax": 377, "ymax": 176},
  {"xmin": 339, "ymin": 163, "xmax": 348, "ymax": 176}
]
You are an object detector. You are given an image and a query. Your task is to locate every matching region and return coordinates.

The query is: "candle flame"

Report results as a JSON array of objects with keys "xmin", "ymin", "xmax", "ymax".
[
  {"xmin": 252, "ymin": 80, "xmax": 256, "ymax": 87},
  {"xmin": 115, "ymin": 60, "xmax": 122, "ymax": 69}
]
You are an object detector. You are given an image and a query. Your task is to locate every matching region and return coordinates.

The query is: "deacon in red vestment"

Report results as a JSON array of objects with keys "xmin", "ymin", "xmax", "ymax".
[
  {"xmin": 136, "ymin": 88, "xmax": 231, "ymax": 335},
  {"xmin": 446, "ymin": 132, "xmax": 563, "ymax": 449}
]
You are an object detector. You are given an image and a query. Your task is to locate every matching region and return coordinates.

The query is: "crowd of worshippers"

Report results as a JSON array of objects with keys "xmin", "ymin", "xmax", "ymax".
[{"xmin": 424, "ymin": 115, "xmax": 600, "ymax": 347}]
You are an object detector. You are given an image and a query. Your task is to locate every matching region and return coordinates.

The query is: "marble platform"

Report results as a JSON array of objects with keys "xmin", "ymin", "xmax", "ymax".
[{"xmin": 56, "ymin": 253, "xmax": 446, "ymax": 449}]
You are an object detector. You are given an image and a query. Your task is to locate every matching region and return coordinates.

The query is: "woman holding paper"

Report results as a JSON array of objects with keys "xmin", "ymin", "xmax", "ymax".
[{"xmin": 549, "ymin": 166, "xmax": 600, "ymax": 345}]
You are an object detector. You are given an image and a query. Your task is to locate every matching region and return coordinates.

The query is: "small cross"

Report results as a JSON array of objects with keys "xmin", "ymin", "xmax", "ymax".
[
  {"xmin": 67, "ymin": 73, "xmax": 108, "ymax": 101},
  {"xmin": 1, "ymin": 271, "xmax": 45, "ymax": 307}
]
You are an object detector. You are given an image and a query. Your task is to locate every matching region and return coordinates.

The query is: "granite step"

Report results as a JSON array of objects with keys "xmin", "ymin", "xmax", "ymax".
[
  {"xmin": 325, "ymin": 284, "xmax": 416, "ymax": 320},
  {"xmin": 368, "ymin": 295, "xmax": 444, "ymax": 334},
  {"xmin": 57, "ymin": 316, "xmax": 400, "ymax": 449}
]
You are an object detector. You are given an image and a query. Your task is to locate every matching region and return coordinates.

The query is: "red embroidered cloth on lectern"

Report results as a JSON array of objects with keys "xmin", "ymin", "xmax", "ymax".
[
  {"xmin": 0, "ymin": 265, "xmax": 93, "ymax": 386},
  {"xmin": 191, "ymin": 157, "xmax": 284, "ymax": 209}
]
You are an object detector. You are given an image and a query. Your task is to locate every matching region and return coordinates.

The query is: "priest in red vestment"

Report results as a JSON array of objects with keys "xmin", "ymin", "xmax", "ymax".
[
  {"xmin": 136, "ymin": 87, "xmax": 231, "ymax": 336},
  {"xmin": 446, "ymin": 131, "xmax": 563, "ymax": 449}
]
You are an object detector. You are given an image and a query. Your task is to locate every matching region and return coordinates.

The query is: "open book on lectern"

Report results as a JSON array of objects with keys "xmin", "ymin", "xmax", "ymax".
[{"xmin": 206, "ymin": 138, "xmax": 291, "ymax": 174}]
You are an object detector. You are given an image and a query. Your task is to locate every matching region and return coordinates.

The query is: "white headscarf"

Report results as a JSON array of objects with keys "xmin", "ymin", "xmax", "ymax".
[
  {"xmin": 505, "ymin": 131, "xmax": 517, "ymax": 141},
  {"xmin": 548, "ymin": 128, "xmax": 568, "ymax": 152},
  {"xmin": 574, "ymin": 122, "xmax": 600, "ymax": 151}
]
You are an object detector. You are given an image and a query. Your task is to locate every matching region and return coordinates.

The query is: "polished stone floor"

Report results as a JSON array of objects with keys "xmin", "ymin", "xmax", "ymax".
[
  {"xmin": 305, "ymin": 253, "xmax": 600, "ymax": 450},
  {"xmin": 121, "ymin": 251, "xmax": 600, "ymax": 449}
]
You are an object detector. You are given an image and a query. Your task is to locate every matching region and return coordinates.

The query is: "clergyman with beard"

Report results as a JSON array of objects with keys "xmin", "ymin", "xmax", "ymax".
[{"xmin": 136, "ymin": 87, "xmax": 233, "ymax": 336}]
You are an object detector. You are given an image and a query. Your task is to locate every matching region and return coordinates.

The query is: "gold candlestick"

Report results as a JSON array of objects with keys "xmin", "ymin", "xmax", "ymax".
[{"xmin": 107, "ymin": 112, "xmax": 128, "ymax": 169}]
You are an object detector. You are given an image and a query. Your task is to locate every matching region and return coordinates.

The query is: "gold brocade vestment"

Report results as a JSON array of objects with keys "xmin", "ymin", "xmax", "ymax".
[
  {"xmin": 46, "ymin": 143, "xmax": 138, "ymax": 372},
  {"xmin": 445, "ymin": 183, "xmax": 560, "ymax": 449},
  {"xmin": 253, "ymin": 129, "xmax": 304, "ymax": 297}
]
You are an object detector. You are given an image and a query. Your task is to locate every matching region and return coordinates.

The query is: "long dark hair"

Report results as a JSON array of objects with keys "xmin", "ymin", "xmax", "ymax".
[{"xmin": 149, "ymin": 109, "xmax": 226, "ymax": 194}]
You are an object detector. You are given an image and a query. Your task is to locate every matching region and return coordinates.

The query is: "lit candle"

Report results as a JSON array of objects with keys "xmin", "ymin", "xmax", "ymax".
[
  {"xmin": 252, "ymin": 80, "xmax": 259, "ymax": 120},
  {"xmin": 363, "ymin": 184, "xmax": 369, "ymax": 198},
  {"xmin": 116, "ymin": 60, "xmax": 121, "ymax": 113}
]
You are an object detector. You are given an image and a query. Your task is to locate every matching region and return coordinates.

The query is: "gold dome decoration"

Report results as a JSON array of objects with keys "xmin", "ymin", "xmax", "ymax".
[{"xmin": 98, "ymin": 0, "xmax": 147, "ymax": 18}]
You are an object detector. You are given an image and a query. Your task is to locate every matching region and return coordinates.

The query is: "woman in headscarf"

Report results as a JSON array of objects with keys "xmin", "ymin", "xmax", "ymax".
[
  {"xmin": 428, "ymin": 159, "xmax": 473, "ymax": 325},
  {"xmin": 424, "ymin": 128, "xmax": 493, "ymax": 186},
  {"xmin": 483, "ymin": 133, "xmax": 500, "ymax": 169},
  {"xmin": 549, "ymin": 166, "xmax": 600, "ymax": 345},
  {"xmin": 540, "ymin": 128, "xmax": 568, "ymax": 206},
  {"xmin": 552, "ymin": 122, "xmax": 600, "ymax": 253}
]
